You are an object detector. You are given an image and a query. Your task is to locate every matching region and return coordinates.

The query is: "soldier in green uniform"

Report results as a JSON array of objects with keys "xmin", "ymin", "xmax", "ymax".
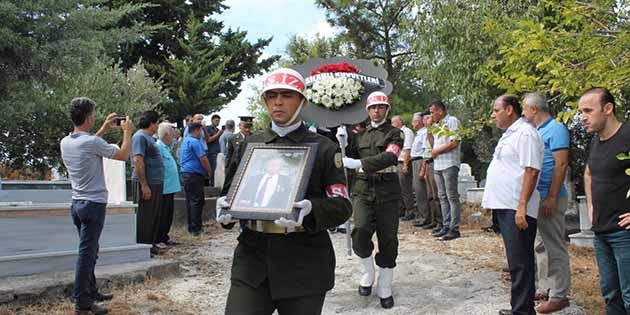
[
  {"xmin": 224, "ymin": 116, "xmax": 253, "ymax": 182},
  {"xmin": 216, "ymin": 68, "xmax": 353, "ymax": 315},
  {"xmin": 338, "ymin": 91, "xmax": 403, "ymax": 309}
]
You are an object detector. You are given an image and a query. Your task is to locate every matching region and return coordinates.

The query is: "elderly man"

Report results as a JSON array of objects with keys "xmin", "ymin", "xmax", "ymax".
[
  {"xmin": 180, "ymin": 122, "xmax": 212, "ymax": 236},
  {"xmin": 408, "ymin": 112, "xmax": 430, "ymax": 227},
  {"xmin": 156, "ymin": 122, "xmax": 181, "ymax": 247},
  {"xmin": 483, "ymin": 95, "xmax": 544, "ymax": 315},
  {"xmin": 522, "ymin": 93, "xmax": 571, "ymax": 313},
  {"xmin": 392, "ymin": 115, "xmax": 416, "ymax": 220},
  {"xmin": 61, "ymin": 97, "xmax": 133, "ymax": 315},
  {"xmin": 580, "ymin": 87, "xmax": 630, "ymax": 315},
  {"xmin": 132, "ymin": 111, "xmax": 164, "ymax": 255},
  {"xmin": 429, "ymin": 100, "xmax": 462, "ymax": 241}
]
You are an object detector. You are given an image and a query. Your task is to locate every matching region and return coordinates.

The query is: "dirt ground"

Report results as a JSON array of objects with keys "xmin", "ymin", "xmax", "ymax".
[{"xmin": 2, "ymin": 205, "xmax": 603, "ymax": 315}]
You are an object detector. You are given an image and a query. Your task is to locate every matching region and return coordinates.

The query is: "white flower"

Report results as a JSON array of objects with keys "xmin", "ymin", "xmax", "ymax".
[{"xmin": 321, "ymin": 95, "xmax": 333, "ymax": 108}]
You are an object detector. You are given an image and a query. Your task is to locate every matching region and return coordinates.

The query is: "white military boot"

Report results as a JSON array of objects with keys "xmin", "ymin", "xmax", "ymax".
[
  {"xmin": 376, "ymin": 267, "xmax": 394, "ymax": 309},
  {"xmin": 358, "ymin": 256, "xmax": 375, "ymax": 296}
]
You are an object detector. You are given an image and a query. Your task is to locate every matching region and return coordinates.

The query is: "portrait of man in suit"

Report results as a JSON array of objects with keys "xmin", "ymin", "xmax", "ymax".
[{"xmin": 236, "ymin": 157, "xmax": 294, "ymax": 210}]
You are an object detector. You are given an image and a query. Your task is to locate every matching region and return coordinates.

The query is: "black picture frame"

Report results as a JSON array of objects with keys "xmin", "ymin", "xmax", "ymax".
[{"xmin": 225, "ymin": 143, "xmax": 318, "ymax": 221}]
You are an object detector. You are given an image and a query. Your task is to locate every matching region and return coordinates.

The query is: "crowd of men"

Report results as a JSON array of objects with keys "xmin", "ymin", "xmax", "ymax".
[{"xmin": 58, "ymin": 79, "xmax": 628, "ymax": 315}]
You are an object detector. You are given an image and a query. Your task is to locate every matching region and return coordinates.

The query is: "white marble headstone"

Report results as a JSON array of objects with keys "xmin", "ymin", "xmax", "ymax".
[
  {"xmin": 215, "ymin": 153, "xmax": 225, "ymax": 188},
  {"xmin": 103, "ymin": 155, "xmax": 126, "ymax": 205},
  {"xmin": 459, "ymin": 163, "xmax": 472, "ymax": 177}
]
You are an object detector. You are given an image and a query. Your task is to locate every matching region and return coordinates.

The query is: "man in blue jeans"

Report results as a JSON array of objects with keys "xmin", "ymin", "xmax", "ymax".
[
  {"xmin": 206, "ymin": 114, "xmax": 224, "ymax": 186},
  {"xmin": 60, "ymin": 97, "xmax": 134, "ymax": 315},
  {"xmin": 428, "ymin": 100, "xmax": 463, "ymax": 241},
  {"xmin": 580, "ymin": 87, "xmax": 630, "ymax": 315}
]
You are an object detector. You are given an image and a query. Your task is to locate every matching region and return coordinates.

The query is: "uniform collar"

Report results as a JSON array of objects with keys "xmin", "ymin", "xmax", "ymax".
[
  {"xmin": 262, "ymin": 122, "xmax": 309, "ymax": 143},
  {"xmin": 367, "ymin": 119, "xmax": 390, "ymax": 132}
]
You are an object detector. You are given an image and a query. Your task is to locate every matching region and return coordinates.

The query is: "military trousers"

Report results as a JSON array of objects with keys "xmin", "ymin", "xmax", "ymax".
[
  {"xmin": 351, "ymin": 197, "xmax": 400, "ymax": 268},
  {"xmin": 225, "ymin": 278, "xmax": 325, "ymax": 315}
]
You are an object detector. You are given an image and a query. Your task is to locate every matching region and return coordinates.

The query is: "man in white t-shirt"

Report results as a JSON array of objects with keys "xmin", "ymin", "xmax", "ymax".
[
  {"xmin": 482, "ymin": 94, "xmax": 544, "ymax": 315},
  {"xmin": 391, "ymin": 115, "xmax": 416, "ymax": 220}
]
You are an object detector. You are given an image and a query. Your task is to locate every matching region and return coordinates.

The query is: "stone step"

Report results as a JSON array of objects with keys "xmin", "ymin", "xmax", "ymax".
[{"xmin": 0, "ymin": 244, "xmax": 152, "ymax": 278}]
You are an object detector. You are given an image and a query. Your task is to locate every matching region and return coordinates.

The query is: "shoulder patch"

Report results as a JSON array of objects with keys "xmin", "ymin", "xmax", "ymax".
[{"xmin": 334, "ymin": 152, "xmax": 343, "ymax": 168}]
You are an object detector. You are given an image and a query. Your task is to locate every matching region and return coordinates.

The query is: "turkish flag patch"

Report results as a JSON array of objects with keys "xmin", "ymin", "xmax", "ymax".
[
  {"xmin": 326, "ymin": 184, "xmax": 350, "ymax": 200},
  {"xmin": 386, "ymin": 144, "xmax": 401, "ymax": 157}
]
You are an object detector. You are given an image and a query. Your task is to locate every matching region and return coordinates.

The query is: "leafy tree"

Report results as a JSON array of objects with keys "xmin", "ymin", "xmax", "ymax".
[
  {"xmin": 0, "ymin": 1, "xmax": 164, "ymax": 174},
  {"xmin": 483, "ymin": 0, "xmax": 630, "ymax": 120},
  {"xmin": 107, "ymin": 0, "xmax": 279, "ymax": 125}
]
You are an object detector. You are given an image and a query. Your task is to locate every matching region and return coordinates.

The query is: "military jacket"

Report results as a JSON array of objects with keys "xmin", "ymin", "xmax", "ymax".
[
  {"xmin": 346, "ymin": 120, "xmax": 403, "ymax": 202},
  {"xmin": 224, "ymin": 132, "xmax": 246, "ymax": 182},
  {"xmin": 221, "ymin": 124, "xmax": 352, "ymax": 299}
]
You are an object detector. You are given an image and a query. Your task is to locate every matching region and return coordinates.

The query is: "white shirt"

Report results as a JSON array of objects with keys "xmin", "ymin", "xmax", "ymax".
[
  {"xmin": 482, "ymin": 118, "xmax": 544, "ymax": 218},
  {"xmin": 398, "ymin": 125, "xmax": 415, "ymax": 161},
  {"xmin": 433, "ymin": 114, "xmax": 462, "ymax": 171},
  {"xmin": 410, "ymin": 127, "xmax": 427, "ymax": 158},
  {"xmin": 254, "ymin": 174, "xmax": 279, "ymax": 207}
]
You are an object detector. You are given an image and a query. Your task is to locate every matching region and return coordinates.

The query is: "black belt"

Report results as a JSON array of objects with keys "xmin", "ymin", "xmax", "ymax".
[{"xmin": 410, "ymin": 157, "xmax": 423, "ymax": 162}]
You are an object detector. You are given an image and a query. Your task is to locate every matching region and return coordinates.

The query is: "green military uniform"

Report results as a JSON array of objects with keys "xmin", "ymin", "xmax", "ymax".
[
  {"xmin": 346, "ymin": 120, "xmax": 403, "ymax": 268},
  {"xmin": 224, "ymin": 132, "xmax": 246, "ymax": 184},
  {"xmin": 221, "ymin": 124, "xmax": 353, "ymax": 315}
]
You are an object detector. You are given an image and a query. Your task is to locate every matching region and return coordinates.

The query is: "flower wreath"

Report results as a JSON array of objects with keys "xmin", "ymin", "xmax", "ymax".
[{"xmin": 306, "ymin": 62, "xmax": 365, "ymax": 111}]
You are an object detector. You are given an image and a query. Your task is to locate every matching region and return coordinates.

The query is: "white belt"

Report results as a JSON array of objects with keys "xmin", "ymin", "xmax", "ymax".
[{"xmin": 358, "ymin": 166, "xmax": 397, "ymax": 173}]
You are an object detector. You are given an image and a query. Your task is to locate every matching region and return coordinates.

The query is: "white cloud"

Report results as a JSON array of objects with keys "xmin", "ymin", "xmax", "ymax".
[{"xmin": 307, "ymin": 19, "xmax": 337, "ymax": 39}]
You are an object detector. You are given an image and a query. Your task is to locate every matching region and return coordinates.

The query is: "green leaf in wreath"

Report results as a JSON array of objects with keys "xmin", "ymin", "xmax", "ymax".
[
  {"xmin": 617, "ymin": 152, "xmax": 630, "ymax": 160},
  {"xmin": 627, "ymin": 168, "xmax": 630, "ymax": 176}
]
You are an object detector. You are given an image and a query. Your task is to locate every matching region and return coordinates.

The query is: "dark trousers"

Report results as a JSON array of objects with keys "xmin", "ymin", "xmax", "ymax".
[
  {"xmin": 157, "ymin": 193, "xmax": 175, "ymax": 243},
  {"xmin": 497, "ymin": 209, "xmax": 537, "ymax": 315},
  {"xmin": 351, "ymin": 197, "xmax": 400, "ymax": 268},
  {"xmin": 182, "ymin": 172, "xmax": 205, "ymax": 233},
  {"xmin": 71, "ymin": 200, "xmax": 106, "ymax": 309},
  {"xmin": 397, "ymin": 162, "xmax": 415, "ymax": 216},
  {"xmin": 208, "ymin": 152, "xmax": 218, "ymax": 186},
  {"xmin": 225, "ymin": 278, "xmax": 325, "ymax": 315},
  {"xmin": 133, "ymin": 182, "xmax": 163, "ymax": 245}
]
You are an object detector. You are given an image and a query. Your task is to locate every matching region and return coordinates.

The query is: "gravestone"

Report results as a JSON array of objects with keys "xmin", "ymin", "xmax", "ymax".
[
  {"xmin": 458, "ymin": 163, "xmax": 478, "ymax": 202},
  {"xmin": 103, "ymin": 156, "xmax": 126, "ymax": 204},
  {"xmin": 568, "ymin": 196, "xmax": 594, "ymax": 248},
  {"xmin": 215, "ymin": 153, "xmax": 225, "ymax": 188}
]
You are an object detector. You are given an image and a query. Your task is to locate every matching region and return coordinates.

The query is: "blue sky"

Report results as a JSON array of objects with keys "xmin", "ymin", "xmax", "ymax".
[{"xmin": 208, "ymin": 0, "xmax": 336, "ymax": 126}]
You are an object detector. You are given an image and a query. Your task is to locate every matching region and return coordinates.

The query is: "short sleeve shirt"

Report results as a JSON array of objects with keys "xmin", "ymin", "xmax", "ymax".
[
  {"xmin": 206, "ymin": 125, "xmax": 221, "ymax": 154},
  {"xmin": 180, "ymin": 135, "xmax": 208, "ymax": 175},
  {"xmin": 398, "ymin": 125, "xmax": 415, "ymax": 161},
  {"xmin": 185, "ymin": 126, "xmax": 208, "ymax": 151},
  {"xmin": 410, "ymin": 127, "xmax": 427, "ymax": 158},
  {"xmin": 536, "ymin": 117, "xmax": 569, "ymax": 199},
  {"xmin": 157, "ymin": 140, "xmax": 181, "ymax": 194},
  {"xmin": 131, "ymin": 130, "xmax": 164, "ymax": 184},
  {"xmin": 60, "ymin": 132, "xmax": 118, "ymax": 203},
  {"xmin": 433, "ymin": 114, "xmax": 461, "ymax": 171},
  {"xmin": 482, "ymin": 118, "xmax": 544, "ymax": 218}
]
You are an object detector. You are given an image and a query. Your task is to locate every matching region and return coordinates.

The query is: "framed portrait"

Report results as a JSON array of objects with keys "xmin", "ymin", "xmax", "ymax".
[{"xmin": 225, "ymin": 143, "xmax": 319, "ymax": 221}]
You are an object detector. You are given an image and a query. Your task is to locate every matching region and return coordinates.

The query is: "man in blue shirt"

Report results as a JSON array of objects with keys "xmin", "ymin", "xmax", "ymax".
[
  {"xmin": 156, "ymin": 122, "xmax": 181, "ymax": 247},
  {"xmin": 522, "ymin": 92, "xmax": 571, "ymax": 314},
  {"xmin": 131, "ymin": 111, "xmax": 164, "ymax": 255},
  {"xmin": 180, "ymin": 122, "xmax": 212, "ymax": 235}
]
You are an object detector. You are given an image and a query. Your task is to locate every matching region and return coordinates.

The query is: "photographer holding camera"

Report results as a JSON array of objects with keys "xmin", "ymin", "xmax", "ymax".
[{"xmin": 60, "ymin": 97, "xmax": 134, "ymax": 315}]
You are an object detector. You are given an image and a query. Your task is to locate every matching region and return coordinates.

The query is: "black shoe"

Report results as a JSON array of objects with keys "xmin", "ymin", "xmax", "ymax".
[
  {"xmin": 358, "ymin": 286, "xmax": 372, "ymax": 296},
  {"xmin": 75, "ymin": 304, "xmax": 108, "ymax": 315},
  {"xmin": 94, "ymin": 292, "xmax": 113, "ymax": 302},
  {"xmin": 432, "ymin": 228, "xmax": 449, "ymax": 238},
  {"xmin": 412, "ymin": 220, "xmax": 430, "ymax": 227},
  {"xmin": 498, "ymin": 309, "xmax": 512, "ymax": 315},
  {"xmin": 431, "ymin": 225, "xmax": 443, "ymax": 233},
  {"xmin": 165, "ymin": 239, "xmax": 179, "ymax": 246},
  {"xmin": 400, "ymin": 214, "xmax": 416, "ymax": 221},
  {"xmin": 150, "ymin": 246, "xmax": 163, "ymax": 256},
  {"xmin": 328, "ymin": 227, "xmax": 338, "ymax": 233},
  {"xmin": 380, "ymin": 296, "xmax": 394, "ymax": 309},
  {"xmin": 422, "ymin": 223, "xmax": 437, "ymax": 230},
  {"xmin": 336, "ymin": 227, "xmax": 347, "ymax": 234},
  {"xmin": 482, "ymin": 225, "xmax": 501, "ymax": 234},
  {"xmin": 441, "ymin": 231, "xmax": 461, "ymax": 241}
]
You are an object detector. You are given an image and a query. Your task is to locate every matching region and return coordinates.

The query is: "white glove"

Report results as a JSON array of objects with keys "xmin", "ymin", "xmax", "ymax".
[
  {"xmin": 336, "ymin": 125, "xmax": 348, "ymax": 149},
  {"xmin": 274, "ymin": 199, "xmax": 312, "ymax": 228},
  {"xmin": 342, "ymin": 157, "xmax": 362, "ymax": 169},
  {"xmin": 216, "ymin": 196, "xmax": 237, "ymax": 225}
]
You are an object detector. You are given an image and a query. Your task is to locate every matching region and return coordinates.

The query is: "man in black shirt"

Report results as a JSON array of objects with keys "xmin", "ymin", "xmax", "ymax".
[{"xmin": 580, "ymin": 87, "xmax": 630, "ymax": 315}]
